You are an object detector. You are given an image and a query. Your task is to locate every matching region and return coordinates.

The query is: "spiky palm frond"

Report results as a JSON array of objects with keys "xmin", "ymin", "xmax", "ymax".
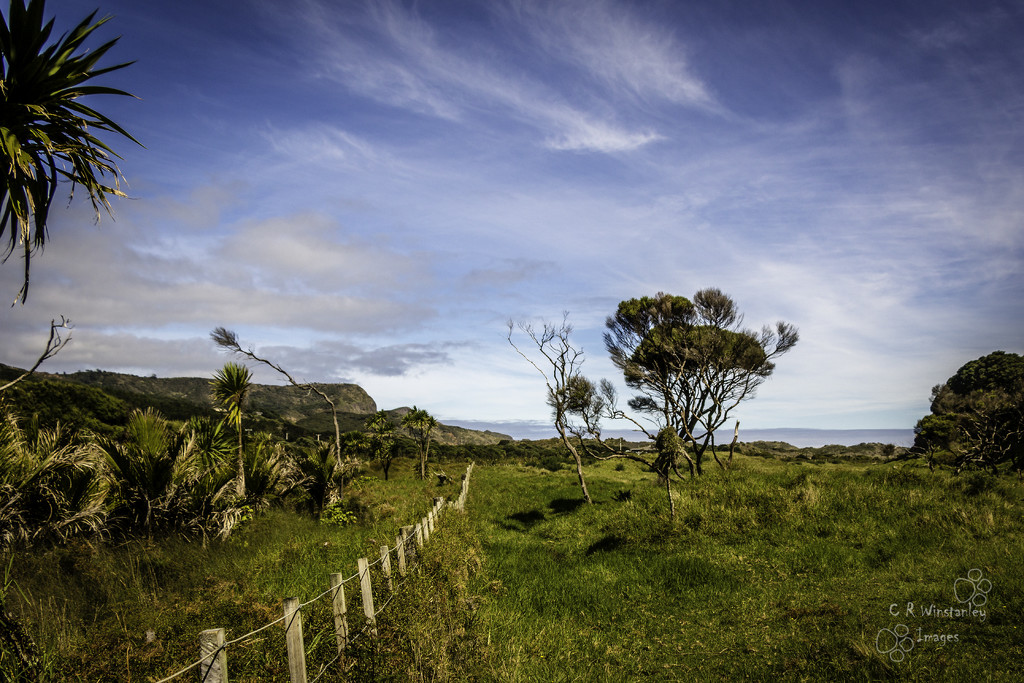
[
  {"xmin": 0, "ymin": 410, "xmax": 107, "ymax": 548},
  {"xmin": 210, "ymin": 362, "xmax": 252, "ymax": 425},
  {"xmin": 1, "ymin": 0, "xmax": 140, "ymax": 303},
  {"xmin": 288, "ymin": 440, "xmax": 342, "ymax": 516},
  {"xmin": 401, "ymin": 406, "xmax": 437, "ymax": 479},
  {"xmin": 95, "ymin": 408, "xmax": 178, "ymax": 536},
  {"xmin": 97, "ymin": 408, "xmax": 253, "ymax": 539},
  {"xmin": 242, "ymin": 431, "xmax": 285, "ymax": 509}
]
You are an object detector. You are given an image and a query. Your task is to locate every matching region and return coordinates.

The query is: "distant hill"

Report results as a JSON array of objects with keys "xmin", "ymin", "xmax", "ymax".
[
  {"xmin": 0, "ymin": 364, "xmax": 511, "ymax": 445},
  {"xmin": 54, "ymin": 367, "xmax": 377, "ymax": 419}
]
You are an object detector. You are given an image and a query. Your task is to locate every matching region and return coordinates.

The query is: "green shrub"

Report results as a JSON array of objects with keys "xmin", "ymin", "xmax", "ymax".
[{"xmin": 320, "ymin": 503, "xmax": 357, "ymax": 526}]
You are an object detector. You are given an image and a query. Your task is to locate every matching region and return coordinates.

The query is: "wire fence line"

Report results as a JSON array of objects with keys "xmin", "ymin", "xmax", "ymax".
[{"xmin": 154, "ymin": 462, "xmax": 474, "ymax": 683}]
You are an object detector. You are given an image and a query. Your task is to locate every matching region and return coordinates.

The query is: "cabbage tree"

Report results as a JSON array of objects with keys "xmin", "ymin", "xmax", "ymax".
[
  {"xmin": 1, "ymin": 0, "xmax": 139, "ymax": 303},
  {"xmin": 402, "ymin": 406, "xmax": 437, "ymax": 480},
  {"xmin": 210, "ymin": 362, "xmax": 253, "ymax": 497}
]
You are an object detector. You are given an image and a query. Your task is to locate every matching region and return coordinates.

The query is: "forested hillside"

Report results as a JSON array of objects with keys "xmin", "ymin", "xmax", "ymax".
[{"xmin": 0, "ymin": 364, "xmax": 511, "ymax": 444}]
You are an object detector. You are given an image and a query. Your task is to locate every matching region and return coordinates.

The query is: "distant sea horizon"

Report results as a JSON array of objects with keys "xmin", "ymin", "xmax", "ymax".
[
  {"xmin": 721, "ymin": 428, "xmax": 915, "ymax": 448},
  {"xmin": 446, "ymin": 421, "xmax": 916, "ymax": 448}
]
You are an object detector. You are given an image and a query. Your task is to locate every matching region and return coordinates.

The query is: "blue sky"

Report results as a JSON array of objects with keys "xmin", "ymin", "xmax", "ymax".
[{"xmin": 3, "ymin": 0, "xmax": 1023, "ymax": 439}]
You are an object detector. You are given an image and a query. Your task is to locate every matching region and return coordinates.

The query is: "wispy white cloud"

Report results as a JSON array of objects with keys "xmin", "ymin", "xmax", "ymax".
[
  {"xmin": 510, "ymin": 0, "xmax": 717, "ymax": 109},
  {"xmin": 543, "ymin": 116, "xmax": 662, "ymax": 152},
  {"xmin": 289, "ymin": 0, "xmax": 667, "ymax": 153},
  {"xmin": 261, "ymin": 124, "xmax": 392, "ymax": 170},
  {"xmin": 0, "ymin": 203, "xmax": 436, "ymax": 338},
  {"xmin": 253, "ymin": 339, "xmax": 458, "ymax": 379}
]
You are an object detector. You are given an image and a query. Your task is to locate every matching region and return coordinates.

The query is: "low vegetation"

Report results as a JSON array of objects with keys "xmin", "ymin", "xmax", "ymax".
[
  {"xmin": 3, "ymin": 444, "xmax": 1021, "ymax": 680},
  {"xmin": 1, "ymin": 459, "xmax": 477, "ymax": 681},
  {"xmin": 468, "ymin": 456, "xmax": 1023, "ymax": 680}
]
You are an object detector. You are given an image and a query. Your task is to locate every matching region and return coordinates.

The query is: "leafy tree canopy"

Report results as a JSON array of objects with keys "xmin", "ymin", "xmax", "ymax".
[
  {"xmin": 914, "ymin": 350, "xmax": 1024, "ymax": 472},
  {"xmin": 605, "ymin": 289, "xmax": 798, "ymax": 475},
  {"xmin": 948, "ymin": 351, "xmax": 1024, "ymax": 396}
]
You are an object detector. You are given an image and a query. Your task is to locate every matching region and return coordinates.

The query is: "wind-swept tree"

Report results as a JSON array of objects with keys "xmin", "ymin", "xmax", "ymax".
[
  {"xmin": 366, "ymin": 411, "xmax": 397, "ymax": 480},
  {"xmin": 210, "ymin": 361, "xmax": 253, "ymax": 497},
  {"xmin": 402, "ymin": 406, "xmax": 437, "ymax": 480},
  {"xmin": 605, "ymin": 290, "xmax": 798, "ymax": 476},
  {"xmin": 2, "ymin": 0, "xmax": 139, "ymax": 304}
]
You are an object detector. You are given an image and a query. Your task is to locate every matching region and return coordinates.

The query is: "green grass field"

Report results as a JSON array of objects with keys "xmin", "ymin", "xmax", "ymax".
[
  {"xmin": 466, "ymin": 456, "xmax": 1024, "ymax": 681},
  {"xmin": 4, "ymin": 453, "xmax": 1022, "ymax": 681}
]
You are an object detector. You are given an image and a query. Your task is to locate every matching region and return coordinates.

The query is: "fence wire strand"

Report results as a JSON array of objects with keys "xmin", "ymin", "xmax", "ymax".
[{"xmin": 153, "ymin": 463, "xmax": 473, "ymax": 682}]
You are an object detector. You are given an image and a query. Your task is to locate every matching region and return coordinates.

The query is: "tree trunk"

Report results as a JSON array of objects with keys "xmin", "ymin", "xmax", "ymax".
[
  {"xmin": 711, "ymin": 443, "xmax": 725, "ymax": 470},
  {"xmin": 235, "ymin": 427, "xmax": 245, "ymax": 498},
  {"xmin": 665, "ymin": 475, "xmax": 676, "ymax": 520},
  {"xmin": 559, "ymin": 430, "xmax": 592, "ymax": 503},
  {"xmin": 692, "ymin": 442, "xmax": 704, "ymax": 476},
  {"xmin": 571, "ymin": 450, "xmax": 592, "ymax": 504},
  {"xmin": 727, "ymin": 421, "xmax": 739, "ymax": 468}
]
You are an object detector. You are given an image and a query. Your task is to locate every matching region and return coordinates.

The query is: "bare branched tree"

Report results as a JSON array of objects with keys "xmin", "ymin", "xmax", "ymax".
[
  {"xmin": 507, "ymin": 315, "xmax": 594, "ymax": 504},
  {"xmin": 0, "ymin": 317, "xmax": 72, "ymax": 393}
]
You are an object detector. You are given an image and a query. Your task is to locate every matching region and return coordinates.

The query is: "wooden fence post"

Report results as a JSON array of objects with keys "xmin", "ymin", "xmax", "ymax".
[
  {"xmin": 328, "ymin": 573, "xmax": 348, "ymax": 665},
  {"xmin": 427, "ymin": 509, "xmax": 435, "ymax": 534},
  {"xmin": 415, "ymin": 521, "xmax": 425, "ymax": 547},
  {"xmin": 198, "ymin": 628, "xmax": 226, "ymax": 683},
  {"xmin": 357, "ymin": 557, "xmax": 378, "ymax": 637},
  {"xmin": 380, "ymin": 545, "xmax": 393, "ymax": 592},
  {"xmin": 399, "ymin": 524, "xmax": 414, "ymax": 569},
  {"xmin": 395, "ymin": 533, "xmax": 406, "ymax": 576},
  {"xmin": 282, "ymin": 598, "xmax": 307, "ymax": 683},
  {"xmin": 421, "ymin": 515, "xmax": 430, "ymax": 541}
]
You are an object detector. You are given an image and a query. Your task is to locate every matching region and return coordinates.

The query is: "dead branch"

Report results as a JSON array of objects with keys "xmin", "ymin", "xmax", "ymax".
[{"xmin": 0, "ymin": 317, "xmax": 72, "ymax": 393}]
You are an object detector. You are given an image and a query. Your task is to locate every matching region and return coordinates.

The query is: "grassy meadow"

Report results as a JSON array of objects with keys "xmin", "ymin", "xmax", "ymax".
[
  {"xmin": 3, "ymin": 450, "xmax": 1023, "ymax": 681},
  {"xmin": 466, "ymin": 455, "xmax": 1024, "ymax": 681}
]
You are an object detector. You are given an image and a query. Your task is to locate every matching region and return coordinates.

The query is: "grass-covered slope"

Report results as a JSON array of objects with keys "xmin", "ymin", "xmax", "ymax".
[
  {"xmin": 53, "ymin": 367, "xmax": 378, "ymax": 420},
  {"xmin": 3, "ymin": 460, "xmax": 481, "ymax": 681},
  {"xmin": 0, "ymin": 364, "xmax": 512, "ymax": 444},
  {"xmin": 467, "ymin": 457, "xmax": 1023, "ymax": 680}
]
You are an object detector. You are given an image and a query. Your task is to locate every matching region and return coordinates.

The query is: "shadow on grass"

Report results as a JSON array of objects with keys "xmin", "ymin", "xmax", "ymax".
[
  {"xmin": 549, "ymin": 498, "xmax": 586, "ymax": 514},
  {"xmin": 585, "ymin": 534, "xmax": 625, "ymax": 555},
  {"xmin": 501, "ymin": 509, "xmax": 546, "ymax": 531}
]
